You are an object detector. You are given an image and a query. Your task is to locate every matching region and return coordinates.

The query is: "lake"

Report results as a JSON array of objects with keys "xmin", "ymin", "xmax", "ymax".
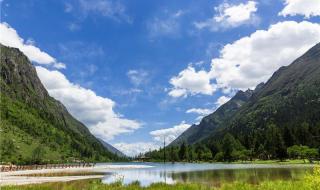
[{"xmin": 97, "ymin": 162, "xmax": 314, "ymax": 186}]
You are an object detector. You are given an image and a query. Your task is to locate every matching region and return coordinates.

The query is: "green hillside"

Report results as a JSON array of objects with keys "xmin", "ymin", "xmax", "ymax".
[
  {"xmin": 0, "ymin": 44, "xmax": 120, "ymax": 164},
  {"xmin": 207, "ymin": 42, "xmax": 320, "ymax": 159},
  {"xmin": 147, "ymin": 43, "xmax": 320, "ymax": 162},
  {"xmin": 170, "ymin": 89, "xmax": 253, "ymax": 146}
]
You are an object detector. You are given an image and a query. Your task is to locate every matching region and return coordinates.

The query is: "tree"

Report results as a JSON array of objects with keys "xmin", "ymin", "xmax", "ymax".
[
  {"xmin": 265, "ymin": 123, "xmax": 287, "ymax": 160},
  {"xmin": 179, "ymin": 142, "xmax": 187, "ymax": 161},
  {"xmin": 32, "ymin": 145, "xmax": 46, "ymax": 164},
  {"xmin": 169, "ymin": 146, "xmax": 178, "ymax": 162},
  {"xmin": 298, "ymin": 122, "xmax": 312, "ymax": 145},
  {"xmin": 304, "ymin": 148, "xmax": 318, "ymax": 163},
  {"xmin": 187, "ymin": 146, "xmax": 196, "ymax": 162},
  {"xmin": 287, "ymin": 145, "xmax": 319, "ymax": 163},
  {"xmin": 222, "ymin": 133, "xmax": 237, "ymax": 162},
  {"xmin": 283, "ymin": 126, "xmax": 295, "ymax": 147},
  {"xmin": 214, "ymin": 152, "xmax": 224, "ymax": 162},
  {"xmin": 237, "ymin": 150, "xmax": 250, "ymax": 162},
  {"xmin": 287, "ymin": 145, "xmax": 301, "ymax": 159},
  {"xmin": 208, "ymin": 142, "xmax": 220, "ymax": 158},
  {"xmin": 0, "ymin": 139, "xmax": 16, "ymax": 163},
  {"xmin": 202, "ymin": 151, "xmax": 213, "ymax": 161},
  {"xmin": 257, "ymin": 144, "xmax": 268, "ymax": 160},
  {"xmin": 275, "ymin": 134, "xmax": 287, "ymax": 160}
]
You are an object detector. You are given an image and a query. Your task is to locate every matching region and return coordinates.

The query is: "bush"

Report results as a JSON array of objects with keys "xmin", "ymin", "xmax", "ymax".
[{"xmin": 214, "ymin": 152, "xmax": 224, "ymax": 162}]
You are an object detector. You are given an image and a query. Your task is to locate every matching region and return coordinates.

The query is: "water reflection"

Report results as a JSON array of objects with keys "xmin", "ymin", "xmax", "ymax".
[
  {"xmin": 171, "ymin": 167, "xmax": 308, "ymax": 186},
  {"xmin": 101, "ymin": 163, "xmax": 313, "ymax": 187}
]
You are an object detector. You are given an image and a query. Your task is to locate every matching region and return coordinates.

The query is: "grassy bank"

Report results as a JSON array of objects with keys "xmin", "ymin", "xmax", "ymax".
[
  {"xmin": 3, "ymin": 167, "xmax": 319, "ymax": 190},
  {"xmin": 231, "ymin": 159, "xmax": 320, "ymax": 164},
  {"xmin": 143, "ymin": 159, "xmax": 319, "ymax": 164}
]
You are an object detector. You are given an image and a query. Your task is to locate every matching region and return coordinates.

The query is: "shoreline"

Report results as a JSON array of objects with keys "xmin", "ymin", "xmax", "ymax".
[
  {"xmin": 1, "ymin": 162, "xmax": 316, "ymax": 186},
  {"xmin": 0, "ymin": 164, "xmax": 153, "ymax": 186}
]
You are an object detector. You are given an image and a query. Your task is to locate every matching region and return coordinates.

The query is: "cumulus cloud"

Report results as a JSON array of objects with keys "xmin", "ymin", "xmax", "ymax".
[
  {"xmin": 186, "ymin": 108, "xmax": 214, "ymax": 122},
  {"xmin": 210, "ymin": 21, "xmax": 320, "ymax": 90},
  {"xmin": 279, "ymin": 0, "xmax": 320, "ymax": 18},
  {"xmin": 150, "ymin": 121, "xmax": 191, "ymax": 144},
  {"xmin": 127, "ymin": 69, "xmax": 149, "ymax": 86},
  {"xmin": 0, "ymin": 22, "xmax": 65, "ymax": 69},
  {"xmin": 113, "ymin": 142, "xmax": 159, "ymax": 157},
  {"xmin": 113, "ymin": 120, "xmax": 193, "ymax": 157},
  {"xmin": 53, "ymin": 62, "xmax": 67, "ymax": 69},
  {"xmin": 186, "ymin": 95, "xmax": 230, "ymax": 122},
  {"xmin": 195, "ymin": 1, "xmax": 258, "ymax": 31},
  {"xmin": 168, "ymin": 66, "xmax": 216, "ymax": 97},
  {"xmin": 215, "ymin": 96, "xmax": 231, "ymax": 107},
  {"xmin": 36, "ymin": 66, "xmax": 142, "ymax": 140},
  {"xmin": 171, "ymin": 21, "xmax": 320, "ymax": 96},
  {"xmin": 1, "ymin": 22, "xmax": 142, "ymax": 143},
  {"xmin": 186, "ymin": 108, "xmax": 213, "ymax": 115}
]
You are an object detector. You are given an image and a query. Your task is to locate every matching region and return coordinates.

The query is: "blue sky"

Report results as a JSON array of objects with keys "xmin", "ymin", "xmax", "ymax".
[{"xmin": 1, "ymin": 0, "xmax": 320, "ymax": 156}]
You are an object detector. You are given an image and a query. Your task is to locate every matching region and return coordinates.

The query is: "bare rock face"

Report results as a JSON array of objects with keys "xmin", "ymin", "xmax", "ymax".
[{"xmin": 0, "ymin": 45, "xmax": 48, "ymax": 101}]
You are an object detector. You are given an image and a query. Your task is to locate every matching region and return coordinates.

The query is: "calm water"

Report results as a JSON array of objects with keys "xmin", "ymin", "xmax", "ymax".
[{"xmin": 97, "ymin": 162, "xmax": 313, "ymax": 186}]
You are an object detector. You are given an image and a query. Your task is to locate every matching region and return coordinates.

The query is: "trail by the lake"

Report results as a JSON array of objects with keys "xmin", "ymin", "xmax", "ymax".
[{"xmin": 0, "ymin": 164, "xmax": 153, "ymax": 186}]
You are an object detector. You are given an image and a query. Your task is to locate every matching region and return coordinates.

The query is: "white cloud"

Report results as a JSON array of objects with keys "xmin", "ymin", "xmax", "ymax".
[
  {"xmin": 186, "ymin": 108, "xmax": 214, "ymax": 122},
  {"xmin": 79, "ymin": 0, "xmax": 128, "ymax": 20},
  {"xmin": 170, "ymin": 21, "xmax": 320, "ymax": 96},
  {"xmin": 186, "ymin": 108, "xmax": 213, "ymax": 115},
  {"xmin": 150, "ymin": 121, "xmax": 191, "ymax": 144},
  {"xmin": 113, "ymin": 142, "xmax": 159, "ymax": 157},
  {"xmin": 195, "ymin": 1, "xmax": 258, "ymax": 31},
  {"xmin": 215, "ymin": 96, "xmax": 231, "ymax": 107},
  {"xmin": 168, "ymin": 66, "xmax": 216, "ymax": 97},
  {"xmin": 186, "ymin": 95, "xmax": 230, "ymax": 122},
  {"xmin": 66, "ymin": 0, "xmax": 132, "ymax": 25},
  {"xmin": 53, "ymin": 62, "xmax": 66, "ymax": 69},
  {"xmin": 36, "ymin": 66, "xmax": 142, "ymax": 141},
  {"xmin": 2, "ymin": 22, "xmax": 139, "ymax": 140},
  {"xmin": 127, "ymin": 69, "xmax": 149, "ymax": 86},
  {"xmin": 279, "ymin": 0, "xmax": 320, "ymax": 18},
  {"xmin": 210, "ymin": 21, "xmax": 320, "ymax": 90},
  {"xmin": 147, "ymin": 10, "xmax": 184, "ymax": 38},
  {"xmin": 0, "ymin": 22, "xmax": 65, "ymax": 68}
]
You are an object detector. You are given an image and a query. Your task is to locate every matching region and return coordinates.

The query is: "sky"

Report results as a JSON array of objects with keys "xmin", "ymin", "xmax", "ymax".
[{"xmin": 1, "ymin": 0, "xmax": 320, "ymax": 156}]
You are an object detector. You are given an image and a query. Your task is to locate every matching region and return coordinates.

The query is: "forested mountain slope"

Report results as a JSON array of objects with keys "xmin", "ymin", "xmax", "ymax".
[
  {"xmin": 170, "ymin": 89, "xmax": 253, "ymax": 146},
  {"xmin": 98, "ymin": 138, "xmax": 126, "ymax": 157},
  {"xmin": 206, "ymin": 42, "xmax": 320, "ymax": 153},
  {"xmin": 148, "ymin": 43, "xmax": 320, "ymax": 161},
  {"xmin": 0, "ymin": 44, "xmax": 120, "ymax": 164}
]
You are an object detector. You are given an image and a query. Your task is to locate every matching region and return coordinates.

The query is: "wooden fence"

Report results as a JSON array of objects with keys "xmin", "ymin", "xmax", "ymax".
[{"xmin": 0, "ymin": 163, "xmax": 95, "ymax": 172}]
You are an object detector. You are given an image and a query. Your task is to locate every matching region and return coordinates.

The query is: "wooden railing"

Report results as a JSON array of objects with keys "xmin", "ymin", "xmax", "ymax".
[{"xmin": 0, "ymin": 163, "xmax": 95, "ymax": 172}]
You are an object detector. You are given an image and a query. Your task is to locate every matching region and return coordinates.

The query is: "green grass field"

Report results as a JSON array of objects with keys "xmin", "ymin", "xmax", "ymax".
[{"xmin": 2, "ymin": 167, "xmax": 319, "ymax": 190}]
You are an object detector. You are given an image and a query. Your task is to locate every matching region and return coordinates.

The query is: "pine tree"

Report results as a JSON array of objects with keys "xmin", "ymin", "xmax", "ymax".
[
  {"xmin": 179, "ymin": 142, "xmax": 187, "ymax": 161},
  {"xmin": 222, "ymin": 133, "xmax": 236, "ymax": 162}
]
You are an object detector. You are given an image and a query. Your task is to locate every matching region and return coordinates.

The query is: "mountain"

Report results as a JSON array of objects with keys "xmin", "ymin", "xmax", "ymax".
[
  {"xmin": 0, "ymin": 44, "xmax": 121, "ymax": 164},
  {"xmin": 172, "ymin": 42, "xmax": 320, "ymax": 155},
  {"xmin": 98, "ymin": 139, "xmax": 126, "ymax": 157},
  {"xmin": 212, "ymin": 42, "xmax": 320, "ymax": 149},
  {"xmin": 170, "ymin": 89, "xmax": 253, "ymax": 146}
]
